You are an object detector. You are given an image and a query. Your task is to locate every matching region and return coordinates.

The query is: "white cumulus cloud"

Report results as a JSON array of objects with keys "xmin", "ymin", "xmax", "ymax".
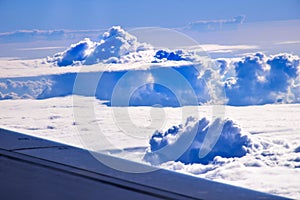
[
  {"xmin": 48, "ymin": 26, "xmax": 153, "ymax": 66},
  {"xmin": 224, "ymin": 52, "xmax": 300, "ymax": 105},
  {"xmin": 144, "ymin": 117, "xmax": 256, "ymax": 165}
]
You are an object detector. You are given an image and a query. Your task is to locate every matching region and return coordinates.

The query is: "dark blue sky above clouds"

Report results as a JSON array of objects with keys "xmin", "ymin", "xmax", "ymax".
[{"xmin": 0, "ymin": 0, "xmax": 300, "ymax": 32}]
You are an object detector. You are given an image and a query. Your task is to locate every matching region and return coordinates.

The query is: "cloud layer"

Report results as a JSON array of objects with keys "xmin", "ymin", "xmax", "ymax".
[
  {"xmin": 2, "ymin": 52, "xmax": 300, "ymax": 106},
  {"xmin": 0, "ymin": 78, "xmax": 53, "ymax": 100},
  {"xmin": 0, "ymin": 30, "xmax": 65, "ymax": 43},
  {"xmin": 185, "ymin": 16, "xmax": 245, "ymax": 32},
  {"xmin": 1, "ymin": 26, "xmax": 300, "ymax": 106}
]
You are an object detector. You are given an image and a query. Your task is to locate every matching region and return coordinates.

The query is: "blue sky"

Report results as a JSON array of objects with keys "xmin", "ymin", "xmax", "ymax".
[{"xmin": 0, "ymin": 0, "xmax": 300, "ymax": 32}]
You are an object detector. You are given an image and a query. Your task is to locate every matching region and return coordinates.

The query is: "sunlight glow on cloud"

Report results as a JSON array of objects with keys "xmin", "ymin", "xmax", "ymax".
[{"xmin": 48, "ymin": 38, "xmax": 95, "ymax": 66}]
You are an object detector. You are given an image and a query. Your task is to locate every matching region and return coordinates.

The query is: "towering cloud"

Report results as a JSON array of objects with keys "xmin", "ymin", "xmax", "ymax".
[
  {"xmin": 85, "ymin": 26, "xmax": 152, "ymax": 64},
  {"xmin": 144, "ymin": 117, "xmax": 254, "ymax": 165},
  {"xmin": 225, "ymin": 53, "xmax": 300, "ymax": 105},
  {"xmin": 48, "ymin": 26, "xmax": 152, "ymax": 66},
  {"xmin": 48, "ymin": 38, "xmax": 95, "ymax": 66},
  {"xmin": 267, "ymin": 54, "xmax": 299, "ymax": 92}
]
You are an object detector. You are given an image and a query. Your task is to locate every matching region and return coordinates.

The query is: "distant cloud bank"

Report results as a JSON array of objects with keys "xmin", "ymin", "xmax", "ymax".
[
  {"xmin": 1, "ymin": 26, "xmax": 300, "ymax": 106},
  {"xmin": 0, "ymin": 30, "xmax": 65, "ymax": 43},
  {"xmin": 0, "ymin": 16, "xmax": 245, "ymax": 44},
  {"xmin": 0, "ymin": 29, "xmax": 103, "ymax": 43},
  {"xmin": 184, "ymin": 15, "xmax": 245, "ymax": 32}
]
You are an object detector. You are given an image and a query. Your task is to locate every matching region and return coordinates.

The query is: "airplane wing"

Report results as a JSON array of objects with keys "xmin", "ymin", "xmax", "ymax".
[{"xmin": 0, "ymin": 128, "xmax": 291, "ymax": 200}]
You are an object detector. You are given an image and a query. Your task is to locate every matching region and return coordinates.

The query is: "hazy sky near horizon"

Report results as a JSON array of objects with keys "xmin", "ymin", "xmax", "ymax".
[{"xmin": 0, "ymin": 0, "xmax": 300, "ymax": 32}]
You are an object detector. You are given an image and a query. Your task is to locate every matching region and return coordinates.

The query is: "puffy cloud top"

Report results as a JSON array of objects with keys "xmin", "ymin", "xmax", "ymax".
[
  {"xmin": 48, "ymin": 26, "xmax": 153, "ymax": 66},
  {"xmin": 85, "ymin": 26, "xmax": 152, "ymax": 64},
  {"xmin": 49, "ymin": 38, "xmax": 95, "ymax": 66},
  {"xmin": 48, "ymin": 26, "xmax": 206, "ymax": 67},
  {"xmin": 144, "ymin": 117, "xmax": 254, "ymax": 165},
  {"xmin": 267, "ymin": 54, "xmax": 299, "ymax": 91},
  {"xmin": 224, "ymin": 53, "xmax": 300, "ymax": 105}
]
